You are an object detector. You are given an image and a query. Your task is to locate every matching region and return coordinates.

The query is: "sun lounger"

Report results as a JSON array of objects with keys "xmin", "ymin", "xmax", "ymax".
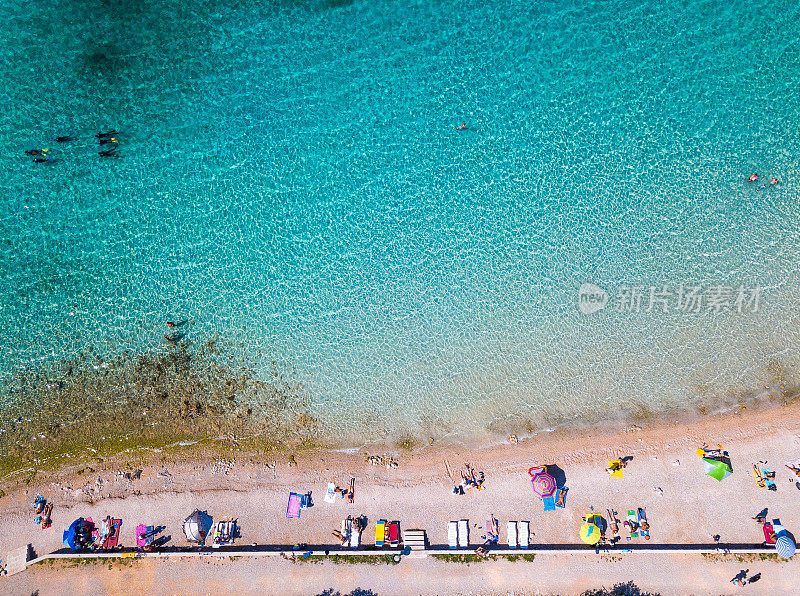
[
  {"xmin": 518, "ymin": 521, "xmax": 529, "ymax": 548},
  {"xmin": 485, "ymin": 519, "xmax": 499, "ymax": 544},
  {"xmin": 637, "ymin": 508, "xmax": 650, "ymax": 540},
  {"xmin": 100, "ymin": 518, "xmax": 122, "ymax": 549},
  {"xmin": 607, "ymin": 510, "xmax": 619, "ymax": 536},
  {"xmin": 286, "ymin": 493, "xmax": 302, "ymax": 518},
  {"xmin": 350, "ymin": 520, "xmax": 361, "ymax": 549},
  {"xmin": 555, "ymin": 487, "xmax": 568, "ymax": 508},
  {"xmin": 543, "ymin": 496, "xmax": 556, "ymax": 511},
  {"xmin": 324, "ymin": 483, "xmax": 337, "ymax": 504},
  {"xmin": 626, "ymin": 511, "xmax": 639, "ymax": 538},
  {"xmin": 341, "ymin": 518, "xmax": 352, "ymax": 547},
  {"xmin": 763, "ymin": 523, "xmax": 777, "ymax": 545},
  {"xmin": 388, "ymin": 521, "xmax": 399, "ymax": 548},
  {"xmin": 507, "ymin": 521, "xmax": 518, "ymax": 548},
  {"xmin": 375, "ymin": 519, "xmax": 386, "ymax": 547},
  {"xmin": 448, "ymin": 521, "xmax": 458, "ymax": 549},
  {"xmin": 752, "ymin": 465, "xmax": 765, "ymax": 488},
  {"xmin": 761, "ymin": 468, "xmax": 777, "ymax": 491},
  {"xmin": 136, "ymin": 524, "xmax": 153, "ymax": 548},
  {"xmin": 458, "ymin": 520, "xmax": 469, "ymax": 547}
]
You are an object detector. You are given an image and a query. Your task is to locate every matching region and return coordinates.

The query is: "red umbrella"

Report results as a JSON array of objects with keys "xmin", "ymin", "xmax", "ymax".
[{"xmin": 529, "ymin": 466, "xmax": 557, "ymax": 498}]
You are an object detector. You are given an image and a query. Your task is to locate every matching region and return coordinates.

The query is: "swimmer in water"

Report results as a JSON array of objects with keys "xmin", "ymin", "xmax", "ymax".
[
  {"xmin": 98, "ymin": 137, "xmax": 118, "ymax": 145},
  {"xmin": 55, "ymin": 136, "xmax": 75, "ymax": 142},
  {"xmin": 33, "ymin": 157, "xmax": 55, "ymax": 163},
  {"xmin": 457, "ymin": 122, "xmax": 468, "ymax": 130},
  {"xmin": 96, "ymin": 130, "xmax": 119, "ymax": 138},
  {"xmin": 25, "ymin": 148, "xmax": 49, "ymax": 156},
  {"xmin": 748, "ymin": 173, "xmax": 758, "ymax": 182},
  {"xmin": 98, "ymin": 149, "xmax": 118, "ymax": 157},
  {"xmin": 770, "ymin": 178, "xmax": 778, "ymax": 185},
  {"xmin": 166, "ymin": 321, "xmax": 176, "ymax": 328}
]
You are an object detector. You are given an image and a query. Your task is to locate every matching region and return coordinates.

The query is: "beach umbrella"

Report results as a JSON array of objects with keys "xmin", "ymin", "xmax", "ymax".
[
  {"xmin": 183, "ymin": 510, "xmax": 212, "ymax": 544},
  {"xmin": 529, "ymin": 467, "xmax": 557, "ymax": 498},
  {"xmin": 702, "ymin": 458, "xmax": 732, "ymax": 481},
  {"xmin": 580, "ymin": 521, "xmax": 601, "ymax": 545},
  {"xmin": 775, "ymin": 534, "xmax": 796, "ymax": 559},
  {"xmin": 63, "ymin": 518, "xmax": 82, "ymax": 550}
]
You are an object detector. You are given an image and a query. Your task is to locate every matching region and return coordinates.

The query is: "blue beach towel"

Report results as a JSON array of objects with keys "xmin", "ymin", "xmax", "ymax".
[{"xmin": 543, "ymin": 496, "xmax": 556, "ymax": 511}]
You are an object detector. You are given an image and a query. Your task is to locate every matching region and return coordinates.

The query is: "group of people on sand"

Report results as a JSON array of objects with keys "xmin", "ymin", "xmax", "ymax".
[
  {"xmin": 452, "ymin": 463, "xmax": 485, "ymax": 495},
  {"xmin": 25, "ymin": 129, "xmax": 121, "ymax": 163}
]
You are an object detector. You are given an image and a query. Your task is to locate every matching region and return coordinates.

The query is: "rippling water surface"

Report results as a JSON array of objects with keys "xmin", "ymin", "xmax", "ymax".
[{"xmin": 2, "ymin": 0, "xmax": 800, "ymax": 445}]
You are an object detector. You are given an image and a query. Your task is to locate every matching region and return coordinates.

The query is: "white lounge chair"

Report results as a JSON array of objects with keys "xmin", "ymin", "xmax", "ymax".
[
  {"xmin": 507, "ymin": 521, "xmax": 517, "ymax": 548},
  {"xmin": 448, "ymin": 521, "xmax": 458, "ymax": 549},
  {"xmin": 519, "ymin": 521, "xmax": 530, "ymax": 548},
  {"xmin": 458, "ymin": 519, "xmax": 468, "ymax": 548},
  {"xmin": 341, "ymin": 518, "xmax": 352, "ymax": 547}
]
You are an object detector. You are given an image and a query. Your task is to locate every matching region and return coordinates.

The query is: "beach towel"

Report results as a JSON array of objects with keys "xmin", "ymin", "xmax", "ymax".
[
  {"xmin": 448, "ymin": 521, "xmax": 458, "ymax": 549},
  {"xmin": 324, "ymin": 483, "xmax": 337, "ymax": 504},
  {"xmin": 555, "ymin": 487, "xmax": 568, "ymax": 508},
  {"xmin": 608, "ymin": 460, "xmax": 623, "ymax": 478},
  {"xmin": 507, "ymin": 521, "xmax": 517, "ymax": 548},
  {"xmin": 518, "ymin": 521, "xmax": 530, "ymax": 548},
  {"xmin": 543, "ymin": 496, "xmax": 556, "ymax": 511},
  {"xmin": 626, "ymin": 511, "xmax": 639, "ymax": 538},
  {"xmin": 286, "ymin": 492, "xmax": 302, "ymax": 518},
  {"xmin": 458, "ymin": 520, "xmax": 469, "ymax": 547}
]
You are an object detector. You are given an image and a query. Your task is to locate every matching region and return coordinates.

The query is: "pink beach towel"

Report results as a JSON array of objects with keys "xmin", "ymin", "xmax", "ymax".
[{"xmin": 286, "ymin": 492, "xmax": 302, "ymax": 518}]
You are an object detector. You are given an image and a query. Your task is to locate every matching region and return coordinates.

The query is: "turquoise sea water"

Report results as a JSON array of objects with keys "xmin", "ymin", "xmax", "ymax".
[{"xmin": 2, "ymin": 0, "xmax": 800, "ymax": 445}]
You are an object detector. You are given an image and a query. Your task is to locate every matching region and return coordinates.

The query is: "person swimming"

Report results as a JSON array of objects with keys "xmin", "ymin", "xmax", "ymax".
[
  {"xmin": 98, "ymin": 137, "xmax": 118, "ymax": 145},
  {"xmin": 33, "ymin": 157, "xmax": 55, "ymax": 163},
  {"xmin": 55, "ymin": 136, "xmax": 75, "ymax": 142},
  {"xmin": 748, "ymin": 173, "xmax": 758, "ymax": 182},
  {"xmin": 96, "ymin": 130, "xmax": 119, "ymax": 138},
  {"xmin": 770, "ymin": 178, "xmax": 778, "ymax": 185},
  {"xmin": 98, "ymin": 149, "xmax": 118, "ymax": 157},
  {"xmin": 25, "ymin": 148, "xmax": 49, "ymax": 156},
  {"xmin": 457, "ymin": 122, "xmax": 468, "ymax": 130}
]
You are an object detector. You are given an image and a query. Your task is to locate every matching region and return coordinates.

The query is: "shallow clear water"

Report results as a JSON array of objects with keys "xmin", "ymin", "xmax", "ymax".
[{"xmin": 2, "ymin": 0, "xmax": 800, "ymax": 445}]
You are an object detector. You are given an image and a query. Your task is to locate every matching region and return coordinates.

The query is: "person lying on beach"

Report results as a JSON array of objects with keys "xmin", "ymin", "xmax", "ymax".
[
  {"xmin": 555, "ymin": 487, "xmax": 567, "ymax": 507},
  {"xmin": 700, "ymin": 443, "xmax": 724, "ymax": 457},
  {"xmin": 605, "ymin": 460, "xmax": 627, "ymax": 474},
  {"xmin": 786, "ymin": 464, "xmax": 800, "ymax": 478}
]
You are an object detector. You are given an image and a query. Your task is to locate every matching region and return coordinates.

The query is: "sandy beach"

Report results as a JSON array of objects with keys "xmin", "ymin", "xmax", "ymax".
[{"xmin": 2, "ymin": 400, "xmax": 800, "ymax": 595}]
